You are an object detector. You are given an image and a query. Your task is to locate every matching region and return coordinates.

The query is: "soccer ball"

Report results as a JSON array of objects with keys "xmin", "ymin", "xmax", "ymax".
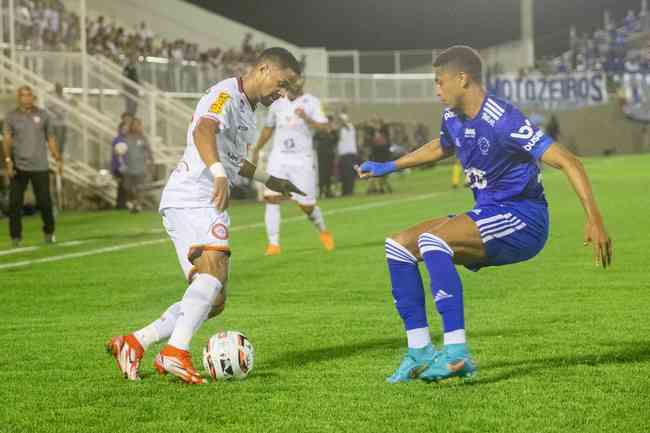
[{"xmin": 202, "ymin": 331, "xmax": 255, "ymax": 380}]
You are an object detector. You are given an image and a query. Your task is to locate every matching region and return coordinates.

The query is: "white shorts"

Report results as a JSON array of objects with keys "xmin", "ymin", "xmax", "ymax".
[
  {"xmin": 161, "ymin": 207, "xmax": 231, "ymax": 280},
  {"xmin": 264, "ymin": 159, "xmax": 317, "ymax": 206}
]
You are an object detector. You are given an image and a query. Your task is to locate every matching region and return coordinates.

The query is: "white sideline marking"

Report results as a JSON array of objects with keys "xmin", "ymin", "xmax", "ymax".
[
  {"xmin": 0, "ymin": 246, "xmax": 40, "ymax": 256},
  {"xmin": 0, "ymin": 193, "xmax": 438, "ymax": 271},
  {"xmin": 0, "ymin": 240, "xmax": 89, "ymax": 257}
]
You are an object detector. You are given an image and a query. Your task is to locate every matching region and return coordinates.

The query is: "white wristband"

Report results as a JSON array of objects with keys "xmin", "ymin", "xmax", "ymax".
[{"xmin": 209, "ymin": 162, "xmax": 226, "ymax": 178}]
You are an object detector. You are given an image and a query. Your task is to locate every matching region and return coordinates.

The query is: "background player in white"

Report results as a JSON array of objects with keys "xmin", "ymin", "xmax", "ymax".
[
  {"xmin": 106, "ymin": 48, "xmax": 303, "ymax": 384},
  {"xmin": 252, "ymin": 76, "xmax": 335, "ymax": 256}
]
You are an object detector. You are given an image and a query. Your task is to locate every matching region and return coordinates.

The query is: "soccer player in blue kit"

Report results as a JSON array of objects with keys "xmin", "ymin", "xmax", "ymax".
[{"xmin": 357, "ymin": 46, "xmax": 613, "ymax": 383}]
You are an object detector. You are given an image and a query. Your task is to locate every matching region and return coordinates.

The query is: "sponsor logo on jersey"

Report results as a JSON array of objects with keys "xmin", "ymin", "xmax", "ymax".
[
  {"xmin": 478, "ymin": 137, "xmax": 490, "ymax": 155},
  {"xmin": 238, "ymin": 125, "xmax": 248, "ymax": 131},
  {"xmin": 211, "ymin": 223, "xmax": 229, "ymax": 240},
  {"xmin": 524, "ymin": 130, "xmax": 545, "ymax": 152},
  {"xmin": 481, "ymin": 113, "xmax": 496, "ymax": 126},
  {"xmin": 464, "ymin": 128, "xmax": 476, "ymax": 138},
  {"xmin": 209, "ymin": 92, "xmax": 231, "ymax": 115},
  {"xmin": 443, "ymin": 110, "xmax": 456, "ymax": 120},
  {"xmin": 227, "ymin": 151, "xmax": 241, "ymax": 163},
  {"xmin": 465, "ymin": 167, "xmax": 488, "ymax": 190}
]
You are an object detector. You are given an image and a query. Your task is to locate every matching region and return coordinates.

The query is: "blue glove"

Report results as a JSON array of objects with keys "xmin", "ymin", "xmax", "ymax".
[{"xmin": 358, "ymin": 160, "xmax": 397, "ymax": 177}]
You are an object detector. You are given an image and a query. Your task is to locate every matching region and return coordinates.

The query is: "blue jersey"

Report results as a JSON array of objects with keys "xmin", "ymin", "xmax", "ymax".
[{"xmin": 439, "ymin": 95, "xmax": 554, "ymax": 207}]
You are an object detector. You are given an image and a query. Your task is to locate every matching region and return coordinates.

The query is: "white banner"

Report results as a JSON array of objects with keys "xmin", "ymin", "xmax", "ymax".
[{"xmin": 487, "ymin": 72, "xmax": 609, "ymax": 111}]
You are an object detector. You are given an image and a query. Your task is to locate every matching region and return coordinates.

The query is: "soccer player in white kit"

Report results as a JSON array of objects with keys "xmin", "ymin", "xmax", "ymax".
[
  {"xmin": 106, "ymin": 48, "xmax": 303, "ymax": 384},
  {"xmin": 252, "ymin": 77, "xmax": 335, "ymax": 256}
]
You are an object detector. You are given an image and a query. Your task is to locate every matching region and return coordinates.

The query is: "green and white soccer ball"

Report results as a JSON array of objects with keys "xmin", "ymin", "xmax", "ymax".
[{"xmin": 203, "ymin": 331, "xmax": 255, "ymax": 380}]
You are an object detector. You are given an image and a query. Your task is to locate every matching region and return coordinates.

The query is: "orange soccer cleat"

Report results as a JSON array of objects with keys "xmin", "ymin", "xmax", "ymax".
[
  {"xmin": 319, "ymin": 230, "xmax": 335, "ymax": 251},
  {"xmin": 264, "ymin": 244, "xmax": 281, "ymax": 256},
  {"xmin": 105, "ymin": 334, "xmax": 144, "ymax": 381},
  {"xmin": 154, "ymin": 344, "xmax": 206, "ymax": 384}
]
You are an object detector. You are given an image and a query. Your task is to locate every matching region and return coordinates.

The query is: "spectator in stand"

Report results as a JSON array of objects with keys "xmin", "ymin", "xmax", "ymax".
[
  {"xmin": 624, "ymin": 10, "xmax": 637, "ymax": 33},
  {"xmin": 123, "ymin": 52, "xmax": 139, "ymax": 115},
  {"xmin": 314, "ymin": 115, "xmax": 339, "ymax": 198},
  {"xmin": 112, "ymin": 113, "xmax": 132, "ymax": 210},
  {"xmin": 336, "ymin": 113, "xmax": 358, "ymax": 196},
  {"xmin": 366, "ymin": 115, "xmax": 392, "ymax": 194},
  {"xmin": 121, "ymin": 118, "xmax": 152, "ymax": 213},
  {"xmin": 413, "ymin": 122, "xmax": 430, "ymax": 150}
]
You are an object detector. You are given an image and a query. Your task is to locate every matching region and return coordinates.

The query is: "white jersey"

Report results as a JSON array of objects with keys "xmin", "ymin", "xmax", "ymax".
[
  {"xmin": 266, "ymin": 94, "xmax": 327, "ymax": 165},
  {"xmin": 160, "ymin": 77, "xmax": 257, "ymax": 210}
]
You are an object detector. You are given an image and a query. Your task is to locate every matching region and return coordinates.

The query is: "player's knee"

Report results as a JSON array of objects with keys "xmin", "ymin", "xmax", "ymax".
[
  {"xmin": 417, "ymin": 232, "xmax": 454, "ymax": 257},
  {"xmin": 208, "ymin": 288, "xmax": 227, "ymax": 319},
  {"xmin": 300, "ymin": 204, "xmax": 314, "ymax": 214},
  {"xmin": 195, "ymin": 250, "xmax": 229, "ymax": 284},
  {"xmin": 265, "ymin": 195, "xmax": 282, "ymax": 204},
  {"xmin": 385, "ymin": 236, "xmax": 418, "ymax": 263}
]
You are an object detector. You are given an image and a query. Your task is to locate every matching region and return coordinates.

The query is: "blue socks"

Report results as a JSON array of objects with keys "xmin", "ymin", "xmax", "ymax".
[
  {"xmin": 418, "ymin": 233, "xmax": 466, "ymax": 346},
  {"xmin": 385, "ymin": 238, "xmax": 431, "ymax": 348}
]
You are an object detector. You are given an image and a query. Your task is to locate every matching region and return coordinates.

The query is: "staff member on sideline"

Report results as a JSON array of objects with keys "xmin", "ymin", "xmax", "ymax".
[{"xmin": 3, "ymin": 85, "xmax": 63, "ymax": 247}]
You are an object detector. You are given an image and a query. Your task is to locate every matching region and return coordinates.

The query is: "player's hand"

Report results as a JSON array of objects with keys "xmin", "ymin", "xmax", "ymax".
[
  {"xmin": 583, "ymin": 219, "xmax": 612, "ymax": 268},
  {"xmin": 265, "ymin": 176, "xmax": 305, "ymax": 198},
  {"xmin": 355, "ymin": 160, "xmax": 397, "ymax": 178},
  {"xmin": 212, "ymin": 176, "xmax": 230, "ymax": 212}
]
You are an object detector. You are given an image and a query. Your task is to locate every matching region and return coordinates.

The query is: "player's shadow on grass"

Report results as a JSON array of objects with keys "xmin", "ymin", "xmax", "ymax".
[
  {"xmin": 264, "ymin": 337, "xmax": 403, "ymax": 370},
  {"xmin": 464, "ymin": 342, "xmax": 650, "ymax": 386}
]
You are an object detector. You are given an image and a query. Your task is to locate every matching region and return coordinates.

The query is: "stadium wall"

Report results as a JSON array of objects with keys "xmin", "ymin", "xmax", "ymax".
[{"xmin": 325, "ymin": 100, "xmax": 648, "ymax": 156}]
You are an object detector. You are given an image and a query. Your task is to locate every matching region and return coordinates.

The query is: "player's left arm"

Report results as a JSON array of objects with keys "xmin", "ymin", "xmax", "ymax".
[{"xmin": 541, "ymin": 143, "xmax": 612, "ymax": 268}]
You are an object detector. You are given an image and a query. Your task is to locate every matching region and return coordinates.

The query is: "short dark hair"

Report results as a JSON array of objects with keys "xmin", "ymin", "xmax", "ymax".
[
  {"xmin": 433, "ymin": 45, "xmax": 483, "ymax": 83},
  {"xmin": 256, "ymin": 47, "xmax": 301, "ymax": 74}
]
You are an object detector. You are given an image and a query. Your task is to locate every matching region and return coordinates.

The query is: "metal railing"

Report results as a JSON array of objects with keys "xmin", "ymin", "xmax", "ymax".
[{"xmin": 14, "ymin": 51, "xmax": 193, "ymax": 148}]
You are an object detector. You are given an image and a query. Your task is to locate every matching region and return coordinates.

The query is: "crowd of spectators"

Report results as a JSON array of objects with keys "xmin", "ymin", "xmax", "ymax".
[
  {"xmin": 10, "ymin": 0, "xmax": 269, "ymax": 90},
  {"xmin": 529, "ymin": 3, "xmax": 650, "ymax": 80},
  {"xmin": 313, "ymin": 111, "xmax": 431, "ymax": 197}
]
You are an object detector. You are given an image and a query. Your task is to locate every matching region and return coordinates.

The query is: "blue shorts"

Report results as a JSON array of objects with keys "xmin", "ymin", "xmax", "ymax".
[{"xmin": 463, "ymin": 200, "xmax": 549, "ymax": 271}]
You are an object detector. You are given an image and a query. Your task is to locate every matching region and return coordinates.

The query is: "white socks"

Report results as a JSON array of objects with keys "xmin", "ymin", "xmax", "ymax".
[
  {"xmin": 168, "ymin": 273, "xmax": 223, "ymax": 351},
  {"xmin": 307, "ymin": 206, "xmax": 326, "ymax": 232},
  {"xmin": 134, "ymin": 302, "xmax": 182, "ymax": 350},
  {"xmin": 265, "ymin": 203, "xmax": 280, "ymax": 245},
  {"xmin": 443, "ymin": 329, "xmax": 466, "ymax": 345},
  {"xmin": 406, "ymin": 327, "xmax": 432, "ymax": 349}
]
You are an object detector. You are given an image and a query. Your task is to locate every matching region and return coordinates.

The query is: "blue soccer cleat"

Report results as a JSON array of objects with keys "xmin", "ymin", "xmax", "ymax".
[
  {"xmin": 418, "ymin": 343, "xmax": 477, "ymax": 382},
  {"xmin": 386, "ymin": 343, "xmax": 438, "ymax": 384}
]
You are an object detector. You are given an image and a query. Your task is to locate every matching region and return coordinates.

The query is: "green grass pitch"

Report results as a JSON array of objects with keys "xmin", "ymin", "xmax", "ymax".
[{"xmin": 1, "ymin": 154, "xmax": 649, "ymax": 433}]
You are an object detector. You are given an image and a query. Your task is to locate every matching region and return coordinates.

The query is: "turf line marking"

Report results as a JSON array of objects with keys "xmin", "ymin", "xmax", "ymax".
[
  {"xmin": 0, "ymin": 240, "xmax": 89, "ymax": 257},
  {"xmin": 0, "ymin": 192, "xmax": 438, "ymax": 270},
  {"xmin": 0, "ymin": 246, "xmax": 40, "ymax": 256}
]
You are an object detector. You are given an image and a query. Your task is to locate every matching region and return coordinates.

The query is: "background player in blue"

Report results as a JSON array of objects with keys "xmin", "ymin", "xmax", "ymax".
[{"xmin": 357, "ymin": 45, "xmax": 613, "ymax": 383}]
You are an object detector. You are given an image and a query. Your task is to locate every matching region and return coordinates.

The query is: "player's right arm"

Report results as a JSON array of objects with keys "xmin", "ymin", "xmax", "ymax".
[
  {"xmin": 193, "ymin": 117, "xmax": 229, "ymax": 212},
  {"xmin": 541, "ymin": 143, "xmax": 612, "ymax": 268},
  {"xmin": 2, "ymin": 119, "xmax": 14, "ymax": 179},
  {"xmin": 250, "ymin": 126, "xmax": 274, "ymax": 166},
  {"xmin": 357, "ymin": 138, "xmax": 452, "ymax": 178}
]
